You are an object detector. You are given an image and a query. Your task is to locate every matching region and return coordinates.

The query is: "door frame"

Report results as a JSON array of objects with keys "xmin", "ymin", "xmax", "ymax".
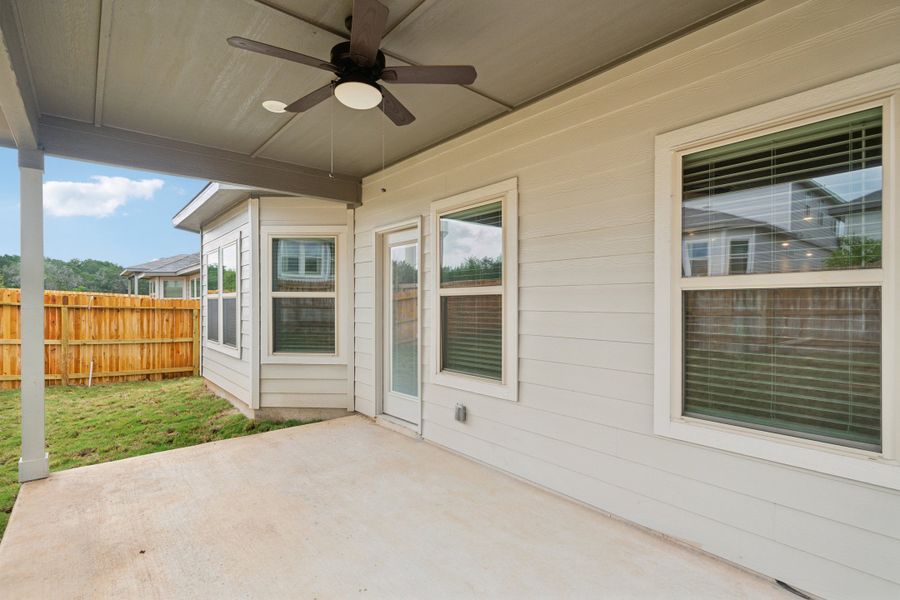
[{"xmin": 372, "ymin": 217, "xmax": 423, "ymax": 434}]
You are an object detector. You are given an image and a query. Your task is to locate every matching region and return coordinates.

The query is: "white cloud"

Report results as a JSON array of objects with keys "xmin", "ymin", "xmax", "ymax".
[{"xmin": 43, "ymin": 176, "xmax": 164, "ymax": 218}]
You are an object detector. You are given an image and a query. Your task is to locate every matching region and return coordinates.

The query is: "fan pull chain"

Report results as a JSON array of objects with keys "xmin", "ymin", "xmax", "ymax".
[{"xmin": 329, "ymin": 86, "xmax": 335, "ymax": 179}]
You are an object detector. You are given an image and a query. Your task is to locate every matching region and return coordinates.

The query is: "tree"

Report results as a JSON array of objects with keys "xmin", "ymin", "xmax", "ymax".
[
  {"xmin": 825, "ymin": 236, "xmax": 882, "ymax": 269},
  {"xmin": 0, "ymin": 254, "xmax": 128, "ymax": 293},
  {"xmin": 441, "ymin": 256, "xmax": 502, "ymax": 285}
]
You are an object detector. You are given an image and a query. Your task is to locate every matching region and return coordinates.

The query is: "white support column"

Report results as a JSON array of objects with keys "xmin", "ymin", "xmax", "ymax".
[{"xmin": 18, "ymin": 148, "xmax": 48, "ymax": 483}]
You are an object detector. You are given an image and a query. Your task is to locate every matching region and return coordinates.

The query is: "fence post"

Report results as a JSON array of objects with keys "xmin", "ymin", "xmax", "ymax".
[
  {"xmin": 192, "ymin": 308, "xmax": 200, "ymax": 376},
  {"xmin": 60, "ymin": 296, "xmax": 69, "ymax": 386}
]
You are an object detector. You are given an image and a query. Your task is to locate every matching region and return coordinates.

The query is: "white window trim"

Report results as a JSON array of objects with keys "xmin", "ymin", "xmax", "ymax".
[
  {"xmin": 430, "ymin": 177, "xmax": 518, "ymax": 401},
  {"xmin": 654, "ymin": 69, "xmax": 900, "ymax": 491},
  {"xmin": 260, "ymin": 224, "xmax": 349, "ymax": 365},
  {"xmin": 204, "ymin": 231, "xmax": 241, "ymax": 359}
]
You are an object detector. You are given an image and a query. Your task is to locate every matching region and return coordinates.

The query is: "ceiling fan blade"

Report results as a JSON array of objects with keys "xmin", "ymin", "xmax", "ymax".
[
  {"xmin": 349, "ymin": 0, "xmax": 388, "ymax": 67},
  {"xmin": 380, "ymin": 87, "xmax": 415, "ymax": 126},
  {"xmin": 227, "ymin": 37, "xmax": 338, "ymax": 73},
  {"xmin": 381, "ymin": 65, "xmax": 477, "ymax": 85},
  {"xmin": 285, "ymin": 84, "xmax": 333, "ymax": 113}
]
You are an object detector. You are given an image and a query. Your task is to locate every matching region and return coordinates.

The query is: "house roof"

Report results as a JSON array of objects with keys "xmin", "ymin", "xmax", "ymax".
[
  {"xmin": 172, "ymin": 181, "xmax": 293, "ymax": 233},
  {"xmin": 121, "ymin": 253, "xmax": 201, "ymax": 277}
]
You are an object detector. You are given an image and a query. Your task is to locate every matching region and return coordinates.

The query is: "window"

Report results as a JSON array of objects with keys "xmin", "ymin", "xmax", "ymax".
[
  {"xmin": 431, "ymin": 178, "xmax": 518, "ymax": 400},
  {"xmin": 189, "ymin": 277, "xmax": 200, "ymax": 299},
  {"xmin": 205, "ymin": 251, "xmax": 219, "ymax": 343},
  {"xmin": 684, "ymin": 240, "xmax": 710, "ymax": 276},
  {"xmin": 439, "ymin": 202, "xmax": 503, "ymax": 380},
  {"xmin": 221, "ymin": 244, "xmax": 238, "ymax": 348},
  {"xmin": 681, "ymin": 106, "xmax": 883, "ymax": 450},
  {"xmin": 271, "ymin": 237, "xmax": 336, "ymax": 354},
  {"xmin": 137, "ymin": 278, "xmax": 154, "ymax": 296},
  {"xmin": 727, "ymin": 239, "xmax": 751, "ymax": 274},
  {"xmin": 204, "ymin": 237, "xmax": 240, "ymax": 355},
  {"xmin": 655, "ymin": 84, "xmax": 897, "ymax": 489},
  {"xmin": 162, "ymin": 279, "xmax": 184, "ymax": 299}
]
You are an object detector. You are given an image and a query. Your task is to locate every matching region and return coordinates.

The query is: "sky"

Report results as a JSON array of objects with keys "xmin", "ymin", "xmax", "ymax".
[{"xmin": 0, "ymin": 147, "xmax": 205, "ymax": 267}]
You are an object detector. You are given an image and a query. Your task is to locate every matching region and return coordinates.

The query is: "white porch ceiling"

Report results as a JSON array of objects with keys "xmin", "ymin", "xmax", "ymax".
[{"xmin": 4, "ymin": 0, "xmax": 752, "ymax": 178}]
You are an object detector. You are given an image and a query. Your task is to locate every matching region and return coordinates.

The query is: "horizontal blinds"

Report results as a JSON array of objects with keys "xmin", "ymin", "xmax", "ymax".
[
  {"xmin": 222, "ymin": 297, "xmax": 237, "ymax": 348},
  {"xmin": 273, "ymin": 297, "xmax": 335, "ymax": 354},
  {"xmin": 682, "ymin": 107, "xmax": 882, "ymax": 276},
  {"xmin": 207, "ymin": 298, "xmax": 219, "ymax": 343},
  {"xmin": 683, "ymin": 287, "xmax": 881, "ymax": 450},
  {"xmin": 683, "ymin": 108, "xmax": 882, "ymax": 191},
  {"xmin": 441, "ymin": 295, "xmax": 502, "ymax": 380}
]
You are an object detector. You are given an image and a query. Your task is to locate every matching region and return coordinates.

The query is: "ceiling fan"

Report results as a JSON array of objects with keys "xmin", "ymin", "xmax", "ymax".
[{"xmin": 228, "ymin": 0, "xmax": 478, "ymax": 126}]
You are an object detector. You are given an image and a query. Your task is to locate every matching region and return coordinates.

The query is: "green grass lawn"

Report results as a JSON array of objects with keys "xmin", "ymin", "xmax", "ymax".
[{"xmin": 0, "ymin": 377, "xmax": 307, "ymax": 540}]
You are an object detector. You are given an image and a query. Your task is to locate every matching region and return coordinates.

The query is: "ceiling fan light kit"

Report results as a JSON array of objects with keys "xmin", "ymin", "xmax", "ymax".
[
  {"xmin": 227, "ymin": 0, "xmax": 477, "ymax": 126},
  {"xmin": 334, "ymin": 80, "xmax": 382, "ymax": 110}
]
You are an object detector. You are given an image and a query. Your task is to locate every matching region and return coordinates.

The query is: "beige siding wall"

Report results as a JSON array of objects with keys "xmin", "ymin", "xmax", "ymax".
[
  {"xmin": 258, "ymin": 197, "xmax": 354, "ymax": 410},
  {"xmin": 353, "ymin": 2, "xmax": 900, "ymax": 598},
  {"xmin": 201, "ymin": 201, "xmax": 252, "ymax": 405}
]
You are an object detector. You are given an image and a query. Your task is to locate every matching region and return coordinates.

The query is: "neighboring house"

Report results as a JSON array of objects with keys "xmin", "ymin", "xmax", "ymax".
[
  {"xmin": 120, "ymin": 253, "xmax": 201, "ymax": 299},
  {"xmin": 681, "ymin": 175, "xmax": 882, "ymax": 277}
]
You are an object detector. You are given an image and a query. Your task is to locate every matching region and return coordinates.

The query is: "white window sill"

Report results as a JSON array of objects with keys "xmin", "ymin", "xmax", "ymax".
[
  {"xmin": 262, "ymin": 353, "xmax": 346, "ymax": 366},
  {"xmin": 206, "ymin": 340, "xmax": 241, "ymax": 359},
  {"xmin": 654, "ymin": 416, "xmax": 900, "ymax": 491},
  {"xmin": 433, "ymin": 370, "xmax": 517, "ymax": 402}
]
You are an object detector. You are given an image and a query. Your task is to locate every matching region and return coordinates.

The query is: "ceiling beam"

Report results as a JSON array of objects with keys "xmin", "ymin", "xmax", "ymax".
[
  {"xmin": 93, "ymin": 0, "xmax": 115, "ymax": 127},
  {"xmin": 0, "ymin": 0, "xmax": 39, "ymax": 149},
  {"xmin": 38, "ymin": 116, "xmax": 361, "ymax": 205}
]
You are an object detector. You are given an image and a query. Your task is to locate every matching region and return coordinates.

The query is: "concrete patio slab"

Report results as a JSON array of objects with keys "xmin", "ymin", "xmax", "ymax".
[{"xmin": 0, "ymin": 415, "xmax": 792, "ymax": 599}]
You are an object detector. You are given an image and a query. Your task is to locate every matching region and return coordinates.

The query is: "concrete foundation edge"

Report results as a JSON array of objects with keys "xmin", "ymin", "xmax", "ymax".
[{"xmin": 204, "ymin": 379, "xmax": 352, "ymax": 422}]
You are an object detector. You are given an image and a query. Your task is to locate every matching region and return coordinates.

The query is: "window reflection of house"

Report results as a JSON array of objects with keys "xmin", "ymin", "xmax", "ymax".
[
  {"xmin": 828, "ymin": 191, "xmax": 882, "ymax": 239},
  {"xmin": 276, "ymin": 239, "xmax": 334, "ymax": 283},
  {"xmin": 682, "ymin": 177, "xmax": 882, "ymax": 276}
]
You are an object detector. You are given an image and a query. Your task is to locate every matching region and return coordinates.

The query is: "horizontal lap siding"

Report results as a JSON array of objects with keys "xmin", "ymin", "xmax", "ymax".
[
  {"xmin": 258, "ymin": 197, "xmax": 354, "ymax": 410},
  {"xmin": 353, "ymin": 1, "xmax": 900, "ymax": 598},
  {"xmin": 201, "ymin": 203, "xmax": 252, "ymax": 405}
]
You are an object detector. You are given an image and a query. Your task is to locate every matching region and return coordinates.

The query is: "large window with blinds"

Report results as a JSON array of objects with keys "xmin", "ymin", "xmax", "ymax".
[
  {"xmin": 439, "ymin": 202, "xmax": 504, "ymax": 380},
  {"xmin": 270, "ymin": 237, "xmax": 337, "ymax": 354},
  {"xmin": 431, "ymin": 179, "xmax": 518, "ymax": 401},
  {"xmin": 672, "ymin": 104, "xmax": 885, "ymax": 453}
]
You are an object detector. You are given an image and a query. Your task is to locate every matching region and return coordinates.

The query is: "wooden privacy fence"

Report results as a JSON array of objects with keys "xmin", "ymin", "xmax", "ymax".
[{"xmin": 0, "ymin": 288, "xmax": 200, "ymax": 389}]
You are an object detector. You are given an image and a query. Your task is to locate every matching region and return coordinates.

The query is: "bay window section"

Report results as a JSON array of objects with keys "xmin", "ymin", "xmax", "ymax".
[
  {"xmin": 678, "ymin": 105, "xmax": 884, "ymax": 451},
  {"xmin": 271, "ymin": 237, "xmax": 336, "ymax": 354}
]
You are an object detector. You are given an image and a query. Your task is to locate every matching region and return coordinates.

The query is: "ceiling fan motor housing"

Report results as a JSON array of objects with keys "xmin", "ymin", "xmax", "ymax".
[{"xmin": 330, "ymin": 41, "xmax": 386, "ymax": 85}]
